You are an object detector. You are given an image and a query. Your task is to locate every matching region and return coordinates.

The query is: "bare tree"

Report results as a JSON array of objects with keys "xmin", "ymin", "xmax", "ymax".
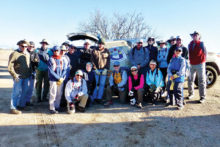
[{"xmin": 79, "ymin": 10, "xmax": 156, "ymax": 40}]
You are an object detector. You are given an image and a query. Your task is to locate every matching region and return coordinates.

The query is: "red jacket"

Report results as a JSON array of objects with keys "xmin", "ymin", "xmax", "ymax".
[{"xmin": 188, "ymin": 40, "xmax": 207, "ymax": 65}]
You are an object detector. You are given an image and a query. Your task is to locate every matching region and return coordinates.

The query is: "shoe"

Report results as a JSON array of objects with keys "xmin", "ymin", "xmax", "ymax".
[
  {"xmin": 104, "ymin": 100, "xmax": 113, "ymax": 106},
  {"xmin": 177, "ymin": 105, "xmax": 184, "ymax": 110},
  {"xmin": 95, "ymin": 99, "xmax": 103, "ymax": 104},
  {"xmin": 199, "ymin": 99, "xmax": 205, "ymax": 103},
  {"xmin": 26, "ymin": 102, "xmax": 34, "ymax": 106},
  {"xmin": 187, "ymin": 94, "xmax": 194, "ymax": 100},
  {"xmin": 50, "ymin": 110, "xmax": 58, "ymax": 114},
  {"xmin": 136, "ymin": 103, "xmax": 143, "ymax": 109},
  {"xmin": 76, "ymin": 106, "xmax": 85, "ymax": 112},
  {"xmin": 10, "ymin": 109, "xmax": 22, "ymax": 114},
  {"xmin": 68, "ymin": 104, "xmax": 75, "ymax": 114},
  {"xmin": 161, "ymin": 91, "xmax": 167, "ymax": 97},
  {"xmin": 17, "ymin": 106, "xmax": 31, "ymax": 111}
]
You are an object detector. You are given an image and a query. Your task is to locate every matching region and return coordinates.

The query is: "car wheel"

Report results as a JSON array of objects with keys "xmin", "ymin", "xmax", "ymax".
[{"xmin": 195, "ymin": 65, "xmax": 218, "ymax": 88}]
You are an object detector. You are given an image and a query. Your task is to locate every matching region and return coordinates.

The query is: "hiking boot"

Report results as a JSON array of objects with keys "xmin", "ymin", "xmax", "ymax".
[
  {"xmin": 49, "ymin": 110, "xmax": 58, "ymax": 114},
  {"xmin": 26, "ymin": 102, "xmax": 34, "ymax": 106},
  {"xmin": 10, "ymin": 109, "xmax": 22, "ymax": 114},
  {"xmin": 17, "ymin": 106, "xmax": 31, "ymax": 111},
  {"xmin": 136, "ymin": 103, "xmax": 143, "ymax": 109},
  {"xmin": 104, "ymin": 100, "xmax": 113, "ymax": 106},
  {"xmin": 76, "ymin": 106, "xmax": 85, "ymax": 112}
]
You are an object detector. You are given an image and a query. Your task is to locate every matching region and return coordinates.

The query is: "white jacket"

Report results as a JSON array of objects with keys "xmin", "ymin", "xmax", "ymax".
[{"xmin": 65, "ymin": 78, "xmax": 88, "ymax": 103}]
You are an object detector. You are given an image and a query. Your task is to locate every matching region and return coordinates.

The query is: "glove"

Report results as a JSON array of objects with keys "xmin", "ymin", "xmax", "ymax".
[
  {"xmin": 57, "ymin": 78, "xmax": 64, "ymax": 85},
  {"xmin": 95, "ymin": 69, "xmax": 100, "ymax": 75},
  {"xmin": 128, "ymin": 90, "xmax": 134, "ymax": 97},
  {"xmin": 102, "ymin": 69, "xmax": 108, "ymax": 76},
  {"xmin": 155, "ymin": 87, "xmax": 160, "ymax": 93}
]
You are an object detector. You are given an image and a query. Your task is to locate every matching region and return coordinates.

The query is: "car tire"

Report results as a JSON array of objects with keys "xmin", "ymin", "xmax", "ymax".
[{"xmin": 195, "ymin": 65, "xmax": 218, "ymax": 88}]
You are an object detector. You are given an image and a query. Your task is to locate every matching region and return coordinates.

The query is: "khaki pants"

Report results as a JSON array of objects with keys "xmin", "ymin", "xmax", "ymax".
[
  {"xmin": 106, "ymin": 86, "xmax": 127, "ymax": 103},
  {"xmin": 49, "ymin": 81, "xmax": 63, "ymax": 110},
  {"xmin": 67, "ymin": 94, "xmax": 88, "ymax": 110}
]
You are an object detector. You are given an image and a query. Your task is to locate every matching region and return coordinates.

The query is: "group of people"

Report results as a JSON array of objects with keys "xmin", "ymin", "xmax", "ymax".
[{"xmin": 8, "ymin": 31, "xmax": 207, "ymax": 114}]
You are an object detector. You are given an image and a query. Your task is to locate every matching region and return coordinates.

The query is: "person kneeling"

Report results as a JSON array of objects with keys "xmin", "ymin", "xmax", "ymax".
[
  {"xmin": 104, "ymin": 61, "xmax": 127, "ymax": 106},
  {"xmin": 146, "ymin": 60, "xmax": 164, "ymax": 105},
  {"xmin": 128, "ymin": 66, "xmax": 144, "ymax": 109},
  {"xmin": 167, "ymin": 47, "xmax": 186, "ymax": 110},
  {"xmin": 65, "ymin": 70, "xmax": 88, "ymax": 113}
]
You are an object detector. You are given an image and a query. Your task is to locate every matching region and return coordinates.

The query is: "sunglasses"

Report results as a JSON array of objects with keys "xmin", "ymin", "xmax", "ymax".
[
  {"xmin": 114, "ymin": 65, "xmax": 119, "ymax": 67},
  {"xmin": 21, "ymin": 45, "xmax": 28, "ymax": 48},
  {"xmin": 54, "ymin": 50, "xmax": 59, "ymax": 52},
  {"xmin": 138, "ymin": 42, "xmax": 143, "ymax": 44},
  {"xmin": 131, "ymin": 69, "xmax": 137, "ymax": 72},
  {"xmin": 177, "ymin": 39, "xmax": 181, "ymax": 41},
  {"xmin": 76, "ymin": 74, "xmax": 83, "ymax": 78},
  {"xmin": 176, "ymin": 50, "xmax": 182, "ymax": 52}
]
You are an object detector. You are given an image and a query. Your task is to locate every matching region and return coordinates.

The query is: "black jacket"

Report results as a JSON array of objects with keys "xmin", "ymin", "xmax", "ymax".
[{"xmin": 167, "ymin": 44, "xmax": 188, "ymax": 64}]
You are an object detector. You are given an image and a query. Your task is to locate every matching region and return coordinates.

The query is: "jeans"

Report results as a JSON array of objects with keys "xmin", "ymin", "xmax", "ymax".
[
  {"xmin": 91, "ymin": 69, "xmax": 107, "ymax": 101},
  {"xmin": 25, "ymin": 76, "xmax": 35, "ymax": 103},
  {"xmin": 188, "ymin": 63, "xmax": 206, "ymax": 100},
  {"xmin": 11, "ymin": 78, "xmax": 29, "ymax": 109}
]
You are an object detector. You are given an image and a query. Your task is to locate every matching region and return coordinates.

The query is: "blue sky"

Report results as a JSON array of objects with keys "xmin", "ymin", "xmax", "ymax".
[{"xmin": 0, "ymin": 0, "xmax": 219, "ymax": 52}]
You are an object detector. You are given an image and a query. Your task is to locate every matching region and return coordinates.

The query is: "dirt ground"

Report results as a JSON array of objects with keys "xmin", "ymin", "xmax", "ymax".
[{"xmin": 0, "ymin": 50, "xmax": 220, "ymax": 147}]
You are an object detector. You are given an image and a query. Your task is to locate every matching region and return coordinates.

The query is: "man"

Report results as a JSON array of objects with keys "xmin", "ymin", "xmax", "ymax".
[
  {"xmin": 48, "ymin": 46, "xmax": 67, "ymax": 114},
  {"xmin": 104, "ymin": 61, "xmax": 127, "ymax": 106},
  {"xmin": 79, "ymin": 40, "xmax": 93, "ymax": 70},
  {"xmin": 25, "ymin": 41, "xmax": 39, "ymax": 106},
  {"xmin": 35, "ymin": 39, "xmax": 53, "ymax": 102},
  {"xmin": 145, "ymin": 60, "xmax": 164, "ymax": 105},
  {"xmin": 145, "ymin": 37, "xmax": 158, "ymax": 62},
  {"xmin": 8, "ymin": 40, "xmax": 32, "ymax": 114},
  {"xmin": 167, "ymin": 36, "xmax": 188, "ymax": 64},
  {"xmin": 129, "ymin": 39, "xmax": 149, "ymax": 74},
  {"xmin": 66, "ymin": 44, "xmax": 81, "ymax": 78},
  {"xmin": 187, "ymin": 31, "xmax": 207, "ymax": 103},
  {"xmin": 167, "ymin": 47, "xmax": 186, "ymax": 110},
  {"xmin": 128, "ymin": 66, "xmax": 144, "ymax": 109},
  {"xmin": 65, "ymin": 70, "xmax": 88, "ymax": 113},
  {"xmin": 91, "ymin": 38, "xmax": 110, "ymax": 103}
]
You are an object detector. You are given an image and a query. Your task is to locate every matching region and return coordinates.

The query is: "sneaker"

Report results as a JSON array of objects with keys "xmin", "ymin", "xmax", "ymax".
[
  {"xmin": 199, "ymin": 99, "xmax": 205, "ymax": 103},
  {"xmin": 17, "ymin": 106, "xmax": 31, "ymax": 111},
  {"xmin": 68, "ymin": 104, "xmax": 75, "ymax": 114},
  {"xmin": 10, "ymin": 109, "xmax": 22, "ymax": 114},
  {"xmin": 177, "ymin": 105, "xmax": 184, "ymax": 110},
  {"xmin": 76, "ymin": 106, "xmax": 85, "ymax": 112},
  {"xmin": 49, "ymin": 110, "xmax": 58, "ymax": 114},
  {"xmin": 187, "ymin": 94, "xmax": 194, "ymax": 100},
  {"xmin": 104, "ymin": 100, "xmax": 113, "ymax": 106},
  {"xmin": 26, "ymin": 102, "xmax": 34, "ymax": 106},
  {"xmin": 136, "ymin": 103, "xmax": 143, "ymax": 109},
  {"xmin": 161, "ymin": 91, "xmax": 167, "ymax": 97}
]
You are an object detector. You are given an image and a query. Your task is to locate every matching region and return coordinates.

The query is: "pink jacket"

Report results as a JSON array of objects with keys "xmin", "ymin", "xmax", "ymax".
[{"xmin": 128, "ymin": 74, "xmax": 144, "ymax": 91}]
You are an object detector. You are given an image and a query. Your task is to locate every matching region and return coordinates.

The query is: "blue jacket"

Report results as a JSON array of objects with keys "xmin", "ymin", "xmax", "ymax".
[
  {"xmin": 36, "ymin": 48, "xmax": 53, "ymax": 71},
  {"xmin": 109, "ymin": 69, "xmax": 127, "ymax": 91},
  {"xmin": 129, "ymin": 46, "xmax": 150, "ymax": 68},
  {"xmin": 157, "ymin": 47, "xmax": 169, "ymax": 68},
  {"xmin": 167, "ymin": 56, "xmax": 186, "ymax": 82},
  {"xmin": 48, "ymin": 56, "xmax": 67, "ymax": 81},
  {"xmin": 146, "ymin": 68, "xmax": 164, "ymax": 88}
]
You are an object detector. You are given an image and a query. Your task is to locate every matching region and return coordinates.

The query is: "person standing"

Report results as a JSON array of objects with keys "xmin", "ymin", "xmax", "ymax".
[
  {"xmin": 145, "ymin": 37, "xmax": 158, "ymax": 62},
  {"xmin": 91, "ymin": 38, "xmax": 110, "ymax": 103},
  {"xmin": 104, "ymin": 61, "xmax": 128, "ymax": 106},
  {"xmin": 187, "ymin": 31, "xmax": 207, "ymax": 103},
  {"xmin": 167, "ymin": 47, "xmax": 186, "ymax": 109},
  {"xmin": 129, "ymin": 39, "xmax": 150, "ymax": 74},
  {"xmin": 48, "ymin": 46, "xmax": 67, "ymax": 114},
  {"xmin": 25, "ymin": 41, "xmax": 39, "ymax": 106},
  {"xmin": 79, "ymin": 40, "xmax": 93, "ymax": 70},
  {"xmin": 157, "ymin": 40, "xmax": 169, "ymax": 90},
  {"xmin": 8, "ymin": 40, "xmax": 32, "ymax": 114},
  {"xmin": 35, "ymin": 39, "xmax": 53, "ymax": 102}
]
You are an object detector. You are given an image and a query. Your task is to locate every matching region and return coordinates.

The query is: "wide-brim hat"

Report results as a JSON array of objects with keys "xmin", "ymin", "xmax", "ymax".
[
  {"xmin": 60, "ymin": 45, "xmax": 68, "ymax": 51},
  {"xmin": 158, "ymin": 40, "xmax": 167, "ymax": 44},
  {"xmin": 98, "ymin": 38, "xmax": 105, "ymax": 45},
  {"xmin": 62, "ymin": 41, "xmax": 70, "ymax": 46},
  {"xmin": 147, "ymin": 37, "xmax": 155, "ymax": 42},
  {"xmin": 190, "ymin": 31, "xmax": 200, "ymax": 37},
  {"xmin": 29, "ymin": 41, "xmax": 35, "ymax": 46},
  {"xmin": 137, "ymin": 39, "xmax": 143, "ymax": 44},
  {"xmin": 17, "ymin": 39, "xmax": 29, "ymax": 46},
  {"xmin": 40, "ymin": 39, "xmax": 49, "ymax": 45},
  {"xmin": 175, "ymin": 47, "xmax": 183, "ymax": 52}
]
